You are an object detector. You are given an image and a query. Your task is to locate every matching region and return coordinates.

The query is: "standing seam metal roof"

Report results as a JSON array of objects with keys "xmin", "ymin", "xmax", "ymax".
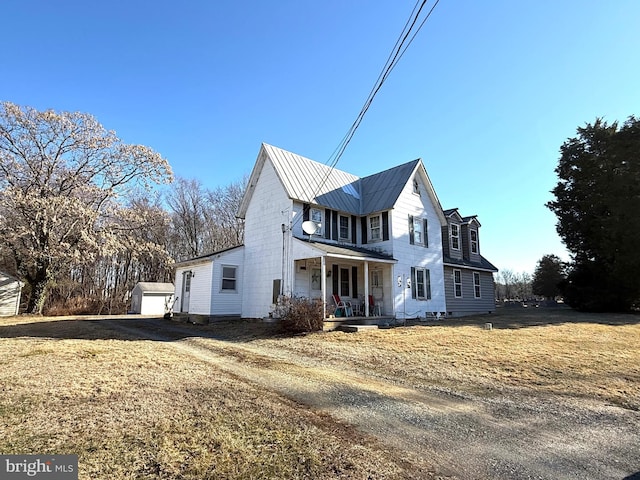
[{"xmin": 263, "ymin": 144, "xmax": 421, "ymax": 215}]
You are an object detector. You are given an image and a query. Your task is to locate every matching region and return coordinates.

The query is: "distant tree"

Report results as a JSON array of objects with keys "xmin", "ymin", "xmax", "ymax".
[
  {"xmin": 0, "ymin": 102, "xmax": 172, "ymax": 314},
  {"xmin": 531, "ymin": 254, "xmax": 566, "ymax": 300},
  {"xmin": 547, "ymin": 116, "xmax": 640, "ymax": 311}
]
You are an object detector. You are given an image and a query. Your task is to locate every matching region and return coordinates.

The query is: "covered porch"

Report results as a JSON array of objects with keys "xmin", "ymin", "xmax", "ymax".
[{"xmin": 290, "ymin": 237, "xmax": 397, "ymax": 321}]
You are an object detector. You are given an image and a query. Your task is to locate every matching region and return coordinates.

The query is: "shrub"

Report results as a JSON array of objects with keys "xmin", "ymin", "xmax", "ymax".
[{"xmin": 275, "ymin": 296, "xmax": 324, "ymax": 334}]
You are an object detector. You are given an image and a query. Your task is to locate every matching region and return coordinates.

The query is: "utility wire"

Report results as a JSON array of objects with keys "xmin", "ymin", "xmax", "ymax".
[{"xmin": 297, "ymin": 0, "xmax": 441, "ymax": 225}]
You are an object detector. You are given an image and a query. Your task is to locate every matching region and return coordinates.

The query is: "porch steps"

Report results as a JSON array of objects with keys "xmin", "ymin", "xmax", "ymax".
[{"xmin": 339, "ymin": 324, "xmax": 380, "ymax": 333}]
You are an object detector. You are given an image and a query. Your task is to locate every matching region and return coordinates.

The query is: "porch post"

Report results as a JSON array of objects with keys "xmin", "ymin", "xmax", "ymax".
[
  {"xmin": 321, "ymin": 255, "xmax": 327, "ymax": 319},
  {"xmin": 364, "ymin": 261, "xmax": 370, "ymax": 317}
]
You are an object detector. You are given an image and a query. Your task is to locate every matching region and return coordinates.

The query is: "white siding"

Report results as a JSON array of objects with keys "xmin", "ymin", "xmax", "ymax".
[
  {"xmin": 140, "ymin": 294, "xmax": 172, "ymax": 315},
  {"xmin": 210, "ymin": 248, "xmax": 244, "ymax": 315},
  {"xmin": 0, "ymin": 273, "xmax": 21, "ymax": 316},
  {"xmin": 242, "ymin": 159, "xmax": 293, "ymax": 318},
  {"xmin": 390, "ymin": 174, "xmax": 447, "ymax": 318}
]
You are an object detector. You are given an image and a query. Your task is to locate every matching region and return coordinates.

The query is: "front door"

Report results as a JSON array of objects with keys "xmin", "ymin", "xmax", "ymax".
[{"xmin": 180, "ymin": 271, "xmax": 192, "ymax": 312}]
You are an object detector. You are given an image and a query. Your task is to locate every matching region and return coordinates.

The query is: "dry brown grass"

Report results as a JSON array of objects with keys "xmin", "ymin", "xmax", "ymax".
[
  {"xmin": 1, "ymin": 308, "xmax": 639, "ymax": 479},
  {"xmin": 0, "ymin": 316, "xmax": 407, "ymax": 479}
]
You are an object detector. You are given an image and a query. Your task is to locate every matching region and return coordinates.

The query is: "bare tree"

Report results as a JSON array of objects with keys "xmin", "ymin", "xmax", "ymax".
[{"xmin": 0, "ymin": 102, "xmax": 172, "ymax": 313}]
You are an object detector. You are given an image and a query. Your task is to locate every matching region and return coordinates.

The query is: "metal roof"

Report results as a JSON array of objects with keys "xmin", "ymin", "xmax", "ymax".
[
  {"xmin": 295, "ymin": 237, "xmax": 396, "ymax": 262},
  {"xmin": 264, "ymin": 143, "xmax": 361, "ymax": 214},
  {"xmin": 442, "ymin": 255, "xmax": 498, "ymax": 272},
  {"xmin": 134, "ymin": 282, "xmax": 175, "ymax": 293},
  {"xmin": 360, "ymin": 159, "xmax": 420, "ymax": 213}
]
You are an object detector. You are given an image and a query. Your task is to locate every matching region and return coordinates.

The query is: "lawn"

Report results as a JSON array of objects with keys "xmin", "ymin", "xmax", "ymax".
[{"xmin": 1, "ymin": 307, "xmax": 638, "ymax": 479}]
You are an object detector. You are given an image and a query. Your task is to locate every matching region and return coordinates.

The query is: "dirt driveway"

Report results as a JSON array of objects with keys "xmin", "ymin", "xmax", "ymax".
[{"xmin": 104, "ymin": 317, "xmax": 640, "ymax": 480}]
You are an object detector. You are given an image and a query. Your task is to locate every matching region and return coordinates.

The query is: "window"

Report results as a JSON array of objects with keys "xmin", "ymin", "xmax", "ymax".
[
  {"xmin": 221, "ymin": 266, "xmax": 237, "ymax": 291},
  {"xmin": 311, "ymin": 208, "xmax": 323, "ymax": 236},
  {"xmin": 413, "ymin": 178, "xmax": 420, "ymax": 195},
  {"xmin": 454, "ymin": 269, "xmax": 462, "ymax": 297},
  {"xmin": 340, "ymin": 267, "xmax": 350, "ymax": 297},
  {"xmin": 369, "ymin": 214, "xmax": 381, "ymax": 241},
  {"xmin": 339, "ymin": 215, "xmax": 350, "ymax": 240},
  {"xmin": 414, "ymin": 268, "xmax": 431, "ymax": 300},
  {"xmin": 311, "ymin": 268, "xmax": 321, "ymax": 290},
  {"xmin": 473, "ymin": 272, "xmax": 481, "ymax": 298},
  {"xmin": 451, "ymin": 224, "xmax": 460, "ymax": 250},
  {"xmin": 409, "ymin": 216, "xmax": 428, "ymax": 247},
  {"xmin": 184, "ymin": 272, "xmax": 191, "ymax": 292},
  {"xmin": 371, "ymin": 269, "xmax": 382, "ymax": 288},
  {"xmin": 470, "ymin": 230, "xmax": 478, "ymax": 254}
]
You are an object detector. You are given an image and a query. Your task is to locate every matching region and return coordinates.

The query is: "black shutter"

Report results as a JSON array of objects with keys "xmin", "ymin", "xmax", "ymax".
[
  {"xmin": 331, "ymin": 211, "xmax": 338, "ymax": 241},
  {"xmin": 382, "ymin": 211, "xmax": 389, "ymax": 241},
  {"xmin": 351, "ymin": 215, "xmax": 356, "ymax": 243},
  {"xmin": 303, "ymin": 203, "xmax": 310, "ymax": 222},
  {"xmin": 410, "ymin": 267, "xmax": 416, "ymax": 299},
  {"xmin": 361, "ymin": 217, "xmax": 368, "ymax": 244},
  {"xmin": 352, "ymin": 266, "xmax": 358, "ymax": 298},
  {"xmin": 324, "ymin": 209, "xmax": 331, "ymax": 239},
  {"xmin": 332, "ymin": 264, "xmax": 339, "ymax": 294},
  {"xmin": 409, "ymin": 215, "xmax": 415, "ymax": 245},
  {"xmin": 423, "ymin": 218, "xmax": 429, "ymax": 247}
]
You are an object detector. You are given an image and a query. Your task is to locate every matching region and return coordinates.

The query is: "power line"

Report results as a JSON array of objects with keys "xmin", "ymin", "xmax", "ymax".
[{"xmin": 301, "ymin": 0, "xmax": 441, "ymax": 220}]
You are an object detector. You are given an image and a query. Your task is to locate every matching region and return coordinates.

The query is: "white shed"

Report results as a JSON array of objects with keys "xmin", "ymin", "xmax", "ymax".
[
  {"xmin": 0, "ymin": 271, "xmax": 22, "ymax": 316},
  {"xmin": 130, "ymin": 282, "xmax": 175, "ymax": 315}
]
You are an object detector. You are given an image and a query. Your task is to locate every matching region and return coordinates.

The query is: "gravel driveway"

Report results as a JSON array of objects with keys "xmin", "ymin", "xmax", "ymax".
[{"xmin": 104, "ymin": 318, "xmax": 640, "ymax": 480}]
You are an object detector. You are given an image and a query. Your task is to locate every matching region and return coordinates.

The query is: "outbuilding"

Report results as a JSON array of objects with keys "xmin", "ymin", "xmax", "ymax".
[
  {"xmin": 130, "ymin": 282, "xmax": 175, "ymax": 315},
  {"xmin": 0, "ymin": 271, "xmax": 22, "ymax": 316}
]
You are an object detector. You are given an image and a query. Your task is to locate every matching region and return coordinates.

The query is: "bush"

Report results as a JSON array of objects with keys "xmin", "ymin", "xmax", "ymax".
[{"xmin": 275, "ymin": 296, "xmax": 324, "ymax": 334}]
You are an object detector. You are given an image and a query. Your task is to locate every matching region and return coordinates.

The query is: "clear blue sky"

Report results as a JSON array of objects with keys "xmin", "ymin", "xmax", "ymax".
[{"xmin": 3, "ymin": 0, "xmax": 639, "ymax": 274}]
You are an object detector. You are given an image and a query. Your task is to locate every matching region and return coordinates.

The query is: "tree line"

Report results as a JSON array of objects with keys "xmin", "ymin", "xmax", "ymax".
[
  {"xmin": 0, "ymin": 102, "xmax": 244, "ymax": 315},
  {"xmin": 1, "ymin": 103, "xmax": 637, "ymax": 314}
]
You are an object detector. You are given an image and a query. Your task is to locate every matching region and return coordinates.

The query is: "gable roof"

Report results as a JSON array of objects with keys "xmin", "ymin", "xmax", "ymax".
[
  {"xmin": 133, "ymin": 282, "xmax": 175, "ymax": 294},
  {"xmin": 238, "ymin": 143, "xmax": 447, "ymax": 224}
]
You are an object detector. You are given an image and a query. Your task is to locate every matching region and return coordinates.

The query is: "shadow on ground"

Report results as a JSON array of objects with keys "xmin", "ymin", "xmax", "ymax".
[{"xmin": 1, "ymin": 306, "xmax": 639, "ymax": 342}]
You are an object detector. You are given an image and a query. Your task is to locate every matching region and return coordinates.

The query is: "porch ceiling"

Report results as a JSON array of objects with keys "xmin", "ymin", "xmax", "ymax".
[{"xmin": 293, "ymin": 237, "xmax": 396, "ymax": 263}]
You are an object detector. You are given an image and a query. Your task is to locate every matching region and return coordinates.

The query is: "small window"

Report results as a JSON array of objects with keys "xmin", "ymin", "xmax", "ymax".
[
  {"xmin": 369, "ymin": 214, "xmax": 381, "ymax": 241},
  {"xmin": 221, "ymin": 266, "xmax": 237, "ymax": 291},
  {"xmin": 413, "ymin": 178, "xmax": 420, "ymax": 195},
  {"xmin": 470, "ymin": 230, "xmax": 478, "ymax": 254},
  {"xmin": 339, "ymin": 215, "xmax": 350, "ymax": 240},
  {"xmin": 414, "ymin": 268, "xmax": 431, "ymax": 300},
  {"xmin": 454, "ymin": 269, "xmax": 462, "ymax": 297},
  {"xmin": 339, "ymin": 267, "xmax": 350, "ymax": 297},
  {"xmin": 473, "ymin": 272, "xmax": 481, "ymax": 298},
  {"xmin": 311, "ymin": 208, "xmax": 323, "ymax": 236},
  {"xmin": 451, "ymin": 224, "xmax": 460, "ymax": 250},
  {"xmin": 184, "ymin": 272, "xmax": 191, "ymax": 292}
]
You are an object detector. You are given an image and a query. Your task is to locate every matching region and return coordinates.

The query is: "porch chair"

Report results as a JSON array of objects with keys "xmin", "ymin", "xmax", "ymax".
[
  {"xmin": 368, "ymin": 295, "xmax": 381, "ymax": 316},
  {"xmin": 332, "ymin": 294, "xmax": 352, "ymax": 317}
]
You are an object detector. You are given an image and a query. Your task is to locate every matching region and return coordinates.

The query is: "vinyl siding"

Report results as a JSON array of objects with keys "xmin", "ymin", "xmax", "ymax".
[
  {"xmin": 443, "ymin": 266, "xmax": 495, "ymax": 317},
  {"xmin": 210, "ymin": 248, "xmax": 244, "ymax": 315},
  {"xmin": 0, "ymin": 273, "xmax": 21, "ymax": 316}
]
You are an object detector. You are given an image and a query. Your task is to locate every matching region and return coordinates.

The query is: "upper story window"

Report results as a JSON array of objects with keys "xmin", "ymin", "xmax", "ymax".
[
  {"xmin": 369, "ymin": 214, "xmax": 381, "ymax": 241},
  {"xmin": 451, "ymin": 224, "xmax": 460, "ymax": 250},
  {"xmin": 339, "ymin": 215, "xmax": 350, "ymax": 241},
  {"xmin": 413, "ymin": 218, "xmax": 425, "ymax": 246},
  {"xmin": 221, "ymin": 266, "xmax": 237, "ymax": 291},
  {"xmin": 413, "ymin": 178, "xmax": 420, "ymax": 195},
  {"xmin": 470, "ymin": 229, "xmax": 478, "ymax": 254},
  {"xmin": 311, "ymin": 208, "xmax": 323, "ymax": 236}
]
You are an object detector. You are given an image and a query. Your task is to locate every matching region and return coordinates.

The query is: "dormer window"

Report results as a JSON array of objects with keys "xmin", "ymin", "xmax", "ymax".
[
  {"xmin": 451, "ymin": 224, "xmax": 460, "ymax": 250},
  {"xmin": 470, "ymin": 229, "xmax": 478, "ymax": 254}
]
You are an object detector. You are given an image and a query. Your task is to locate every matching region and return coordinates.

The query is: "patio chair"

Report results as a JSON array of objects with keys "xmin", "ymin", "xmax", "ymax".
[
  {"xmin": 368, "ymin": 295, "xmax": 381, "ymax": 316},
  {"xmin": 332, "ymin": 294, "xmax": 352, "ymax": 317}
]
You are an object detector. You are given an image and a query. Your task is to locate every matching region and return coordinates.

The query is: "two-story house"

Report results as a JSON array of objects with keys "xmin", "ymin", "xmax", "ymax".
[{"xmin": 173, "ymin": 143, "xmax": 497, "ymax": 321}]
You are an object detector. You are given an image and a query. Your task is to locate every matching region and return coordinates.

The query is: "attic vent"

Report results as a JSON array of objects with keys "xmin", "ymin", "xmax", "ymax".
[{"xmin": 341, "ymin": 183, "xmax": 360, "ymax": 199}]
